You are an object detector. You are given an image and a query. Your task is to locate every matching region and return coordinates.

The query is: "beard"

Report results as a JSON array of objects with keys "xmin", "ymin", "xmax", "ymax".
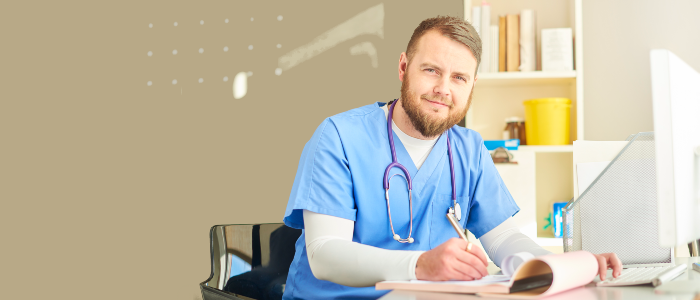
[{"xmin": 399, "ymin": 70, "xmax": 473, "ymax": 138}]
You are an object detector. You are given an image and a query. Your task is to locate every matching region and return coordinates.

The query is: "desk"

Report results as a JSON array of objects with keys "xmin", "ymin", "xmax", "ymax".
[{"xmin": 379, "ymin": 257, "xmax": 700, "ymax": 300}]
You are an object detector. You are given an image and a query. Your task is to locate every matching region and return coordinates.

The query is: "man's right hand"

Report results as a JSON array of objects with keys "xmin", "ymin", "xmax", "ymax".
[{"xmin": 414, "ymin": 238, "xmax": 489, "ymax": 281}]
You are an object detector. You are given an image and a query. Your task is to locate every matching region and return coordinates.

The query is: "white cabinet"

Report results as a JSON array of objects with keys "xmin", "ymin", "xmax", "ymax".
[{"xmin": 495, "ymin": 149, "xmax": 572, "ymax": 253}]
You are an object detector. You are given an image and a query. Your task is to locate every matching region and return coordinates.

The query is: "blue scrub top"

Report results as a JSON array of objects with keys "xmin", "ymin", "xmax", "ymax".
[{"xmin": 282, "ymin": 102, "xmax": 519, "ymax": 299}]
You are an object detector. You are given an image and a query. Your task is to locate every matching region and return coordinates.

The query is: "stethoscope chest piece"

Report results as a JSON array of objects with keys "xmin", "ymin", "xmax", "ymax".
[
  {"xmin": 393, "ymin": 234, "xmax": 414, "ymax": 243},
  {"xmin": 449, "ymin": 203, "xmax": 462, "ymax": 221}
]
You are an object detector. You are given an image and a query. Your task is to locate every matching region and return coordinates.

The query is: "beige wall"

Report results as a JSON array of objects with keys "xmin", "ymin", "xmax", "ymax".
[
  {"xmin": 1, "ymin": 1, "xmax": 462, "ymax": 299},
  {"xmin": 582, "ymin": 0, "xmax": 700, "ymax": 141}
]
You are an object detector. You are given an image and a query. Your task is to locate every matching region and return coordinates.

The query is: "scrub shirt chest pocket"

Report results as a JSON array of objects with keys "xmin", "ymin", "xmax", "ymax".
[{"xmin": 430, "ymin": 193, "xmax": 470, "ymax": 248}]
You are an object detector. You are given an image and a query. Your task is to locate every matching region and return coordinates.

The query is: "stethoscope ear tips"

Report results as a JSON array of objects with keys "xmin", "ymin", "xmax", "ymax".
[
  {"xmin": 407, "ymin": 237, "xmax": 414, "ymax": 243},
  {"xmin": 393, "ymin": 234, "xmax": 400, "ymax": 241}
]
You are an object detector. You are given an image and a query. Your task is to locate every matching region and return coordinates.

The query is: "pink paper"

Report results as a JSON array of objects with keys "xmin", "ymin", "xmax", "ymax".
[{"xmin": 538, "ymin": 251, "xmax": 597, "ymax": 297}]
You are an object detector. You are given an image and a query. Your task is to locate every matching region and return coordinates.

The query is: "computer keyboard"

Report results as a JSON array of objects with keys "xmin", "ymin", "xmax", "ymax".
[{"xmin": 596, "ymin": 264, "xmax": 687, "ymax": 287}]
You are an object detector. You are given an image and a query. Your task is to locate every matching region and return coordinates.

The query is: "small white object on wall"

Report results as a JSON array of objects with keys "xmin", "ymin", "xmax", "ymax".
[{"xmin": 233, "ymin": 72, "xmax": 248, "ymax": 99}]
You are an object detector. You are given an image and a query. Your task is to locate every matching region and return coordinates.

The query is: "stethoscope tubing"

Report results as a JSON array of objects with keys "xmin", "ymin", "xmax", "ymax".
[{"xmin": 383, "ymin": 100, "xmax": 458, "ymax": 243}]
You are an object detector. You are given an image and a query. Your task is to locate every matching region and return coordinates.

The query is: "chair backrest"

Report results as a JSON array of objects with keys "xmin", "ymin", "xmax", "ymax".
[{"xmin": 199, "ymin": 224, "xmax": 302, "ymax": 300}]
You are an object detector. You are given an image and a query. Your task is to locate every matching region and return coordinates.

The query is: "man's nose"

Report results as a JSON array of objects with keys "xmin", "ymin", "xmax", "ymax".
[{"xmin": 433, "ymin": 76, "xmax": 450, "ymax": 97}]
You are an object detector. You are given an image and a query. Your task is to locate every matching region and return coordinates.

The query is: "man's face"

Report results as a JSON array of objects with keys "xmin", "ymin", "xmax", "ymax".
[{"xmin": 399, "ymin": 30, "xmax": 478, "ymax": 138}]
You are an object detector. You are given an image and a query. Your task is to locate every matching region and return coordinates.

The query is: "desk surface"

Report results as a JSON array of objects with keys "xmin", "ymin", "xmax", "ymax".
[{"xmin": 379, "ymin": 257, "xmax": 700, "ymax": 300}]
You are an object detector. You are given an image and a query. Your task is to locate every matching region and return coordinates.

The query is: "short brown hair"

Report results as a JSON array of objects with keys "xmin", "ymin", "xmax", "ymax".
[{"xmin": 406, "ymin": 16, "xmax": 482, "ymax": 72}]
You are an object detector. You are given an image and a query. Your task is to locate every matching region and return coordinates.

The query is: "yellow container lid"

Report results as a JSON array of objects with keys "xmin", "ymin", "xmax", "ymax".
[{"xmin": 523, "ymin": 97, "xmax": 571, "ymax": 105}]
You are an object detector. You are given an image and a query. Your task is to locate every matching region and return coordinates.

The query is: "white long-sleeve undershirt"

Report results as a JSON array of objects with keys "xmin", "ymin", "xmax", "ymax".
[
  {"xmin": 478, "ymin": 218, "xmax": 553, "ymax": 268},
  {"xmin": 303, "ymin": 210, "xmax": 424, "ymax": 287},
  {"xmin": 304, "ymin": 210, "xmax": 552, "ymax": 287}
]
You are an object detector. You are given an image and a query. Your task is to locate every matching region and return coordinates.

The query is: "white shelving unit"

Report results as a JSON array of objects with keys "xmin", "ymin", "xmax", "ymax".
[
  {"xmin": 465, "ymin": 0, "xmax": 582, "ymax": 249},
  {"xmin": 518, "ymin": 145, "xmax": 573, "ymax": 153},
  {"xmin": 477, "ymin": 71, "xmax": 576, "ymax": 86}
]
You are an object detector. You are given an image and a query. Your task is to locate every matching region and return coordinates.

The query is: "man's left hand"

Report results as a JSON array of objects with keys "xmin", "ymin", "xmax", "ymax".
[{"xmin": 593, "ymin": 252, "xmax": 622, "ymax": 281}]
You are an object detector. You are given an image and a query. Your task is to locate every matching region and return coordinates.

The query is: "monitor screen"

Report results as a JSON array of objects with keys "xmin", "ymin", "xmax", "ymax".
[{"xmin": 650, "ymin": 49, "xmax": 700, "ymax": 247}]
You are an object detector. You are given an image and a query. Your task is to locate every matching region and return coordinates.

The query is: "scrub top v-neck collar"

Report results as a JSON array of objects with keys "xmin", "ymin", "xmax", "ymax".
[{"xmin": 381, "ymin": 102, "xmax": 449, "ymax": 199}]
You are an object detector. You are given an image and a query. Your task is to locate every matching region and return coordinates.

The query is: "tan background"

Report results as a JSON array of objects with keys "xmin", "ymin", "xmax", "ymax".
[
  {"xmin": 2, "ymin": 0, "xmax": 700, "ymax": 299},
  {"xmin": 1, "ymin": 1, "xmax": 462, "ymax": 299}
]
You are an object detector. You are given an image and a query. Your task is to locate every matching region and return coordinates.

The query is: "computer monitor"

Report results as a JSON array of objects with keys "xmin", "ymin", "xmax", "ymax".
[{"xmin": 650, "ymin": 49, "xmax": 700, "ymax": 248}]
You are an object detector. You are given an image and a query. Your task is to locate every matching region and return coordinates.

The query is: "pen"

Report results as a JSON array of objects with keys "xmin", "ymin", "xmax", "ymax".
[{"xmin": 447, "ymin": 213, "xmax": 473, "ymax": 252}]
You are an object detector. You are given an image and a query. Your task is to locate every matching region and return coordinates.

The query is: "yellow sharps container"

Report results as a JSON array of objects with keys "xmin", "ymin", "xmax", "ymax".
[{"xmin": 523, "ymin": 98, "xmax": 571, "ymax": 145}]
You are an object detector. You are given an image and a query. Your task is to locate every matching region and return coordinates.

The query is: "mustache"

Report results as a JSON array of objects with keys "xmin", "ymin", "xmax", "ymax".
[{"xmin": 420, "ymin": 94, "xmax": 453, "ymax": 108}]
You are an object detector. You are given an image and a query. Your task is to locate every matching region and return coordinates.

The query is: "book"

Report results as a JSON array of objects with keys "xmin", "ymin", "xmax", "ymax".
[
  {"xmin": 471, "ymin": 6, "xmax": 481, "ymax": 37},
  {"xmin": 376, "ymin": 251, "xmax": 598, "ymax": 299},
  {"xmin": 463, "ymin": 0, "xmax": 472, "ymax": 24},
  {"xmin": 480, "ymin": 2, "xmax": 491, "ymax": 73},
  {"xmin": 506, "ymin": 14, "xmax": 520, "ymax": 72},
  {"xmin": 519, "ymin": 9, "xmax": 536, "ymax": 72},
  {"xmin": 490, "ymin": 25, "xmax": 499, "ymax": 72},
  {"xmin": 541, "ymin": 28, "xmax": 573, "ymax": 71},
  {"xmin": 499, "ymin": 16, "xmax": 506, "ymax": 72}
]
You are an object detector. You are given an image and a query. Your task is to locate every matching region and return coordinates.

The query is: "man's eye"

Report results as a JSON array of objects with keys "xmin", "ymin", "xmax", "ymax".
[
  {"xmin": 426, "ymin": 69, "xmax": 436, "ymax": 73},
  {"xmin": 456, "ymin": 76, "xmax": 466, "ymax": 82}
]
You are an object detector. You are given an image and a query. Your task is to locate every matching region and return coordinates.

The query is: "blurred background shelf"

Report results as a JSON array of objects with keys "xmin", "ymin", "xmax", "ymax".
[
  {"xmin": 477, "ymin": 71, "xmax": 577, "ymax": 86},
  {"xmin": 534, "ymin": 237, "xmax": 564, "ymax": 246},
  {"xmin": 516, "ymin": 145, "xmax": 573, "ymax": 152}
]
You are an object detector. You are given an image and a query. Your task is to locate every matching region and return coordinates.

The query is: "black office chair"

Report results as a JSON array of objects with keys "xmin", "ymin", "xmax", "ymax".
[{"xmin": 199, "ymin": 224, "xmax": 302, "ymax": 300}]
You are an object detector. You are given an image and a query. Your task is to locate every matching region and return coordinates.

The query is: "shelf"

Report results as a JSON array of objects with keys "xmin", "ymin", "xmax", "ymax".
[
  {"xmin": 476, "ymin": 71, "xmax": 577, "ymax": 86},
  {"xmin": 488, "ymin": 145, "xmax": 573, "ymax": 154},
  {"xmin": 534, "ymin": 237, "xmax": 564, "ymax": 247},
  {"xmin": 515, "ymin": 145, "xmax": 573, "ymax": 153}
]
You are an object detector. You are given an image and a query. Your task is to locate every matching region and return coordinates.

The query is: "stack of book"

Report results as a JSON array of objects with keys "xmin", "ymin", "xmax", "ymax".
[{"xmin": 468, "ymin": 2, "xmax": 573, "ymax": 73}]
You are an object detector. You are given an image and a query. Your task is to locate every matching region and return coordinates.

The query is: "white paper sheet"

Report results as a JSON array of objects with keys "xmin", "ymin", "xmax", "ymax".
[
  {"xmin": 576, "ymin": 161, "xmax": 611, "ymax": 197},
  {"xmin": 409, "ymin": 275, "xmax": 511, "ymax": 285},
  {"xmin": 501, "ymin": 252, "xmax": 535, "ymax": 277},
  {"xmin": 572, "ymin": 141, "xmax": 628, "ymax": 200}
]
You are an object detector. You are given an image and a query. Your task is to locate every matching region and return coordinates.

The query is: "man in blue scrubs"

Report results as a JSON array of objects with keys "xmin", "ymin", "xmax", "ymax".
[{"xmin": 282, "ymin": 16, "xmax": 621, "ymax": 299}]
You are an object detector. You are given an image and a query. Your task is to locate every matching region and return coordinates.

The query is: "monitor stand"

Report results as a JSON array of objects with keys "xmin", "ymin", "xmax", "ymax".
[
  {"xmin": 693, "ymin": 147, "xmax": 700, "ymax": 257},
  {"xmin": 689, "ymin": 240, "xmax": 699, "ymax": 257}
]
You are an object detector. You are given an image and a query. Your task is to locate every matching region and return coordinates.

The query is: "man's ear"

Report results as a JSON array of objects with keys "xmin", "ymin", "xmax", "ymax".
[{"xmin": 398, "ymin": 52, "xmax": 408, "ymax": 82}]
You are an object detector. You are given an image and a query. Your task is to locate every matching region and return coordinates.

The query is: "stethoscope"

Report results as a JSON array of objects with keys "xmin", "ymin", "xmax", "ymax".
[{"xmin": 384, "ymin": 100, "xmax": 460, "ymax": 244}]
